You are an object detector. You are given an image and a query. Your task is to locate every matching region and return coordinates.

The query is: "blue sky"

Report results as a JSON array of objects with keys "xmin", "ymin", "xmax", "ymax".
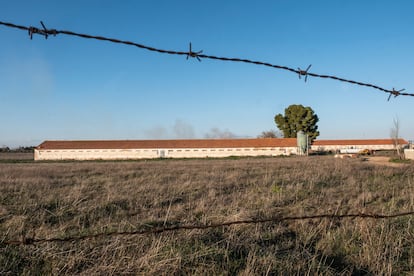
[{"xmin": 1, "ymin": 1, "xmax": 413, "ymax": 147}]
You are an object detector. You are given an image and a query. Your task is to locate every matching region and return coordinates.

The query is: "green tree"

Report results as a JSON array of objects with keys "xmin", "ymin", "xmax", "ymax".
[{"xmin": 274, "ymin": 104, "xmax": 320, "ymax": 141}]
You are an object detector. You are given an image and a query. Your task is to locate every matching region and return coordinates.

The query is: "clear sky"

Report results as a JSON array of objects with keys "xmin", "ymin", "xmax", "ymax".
[{"xmin": 1, "ymin": 0, "xmax": 413, "ymax": 147}]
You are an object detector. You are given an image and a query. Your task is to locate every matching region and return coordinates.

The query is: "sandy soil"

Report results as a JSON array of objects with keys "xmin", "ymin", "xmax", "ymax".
[{"xmin": 363, "ymin": 156, "xmax": 408, "ymax": 167}]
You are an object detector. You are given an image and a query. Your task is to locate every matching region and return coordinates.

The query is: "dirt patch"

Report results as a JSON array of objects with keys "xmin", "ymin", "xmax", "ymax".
[{"xmin": 364, "ymin": 156, "xmax": 406, "ymax": 167}]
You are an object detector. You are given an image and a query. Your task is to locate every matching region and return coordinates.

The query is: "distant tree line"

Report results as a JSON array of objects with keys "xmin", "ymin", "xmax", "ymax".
[
  {"xmin": 257, "ymin": 130, "xmax": 278, "ymax": 138},
  {"xmin": 0, "ymin": 146, "xmax": 35, "ymax": 153}
]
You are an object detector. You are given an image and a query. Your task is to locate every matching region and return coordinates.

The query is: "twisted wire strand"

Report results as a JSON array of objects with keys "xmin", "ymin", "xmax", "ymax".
[
  {"xmin": 2, "ymin": 211, "xmax": 414, "ymax": 245},
  {"xmin": 0, "ymin": 20, "xmax": 411, "ymax": 98}
]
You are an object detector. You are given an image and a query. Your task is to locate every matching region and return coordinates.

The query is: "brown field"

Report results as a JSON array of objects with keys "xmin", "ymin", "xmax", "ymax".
[
  {"xmin": 0, "ymin": 152, "xmax": 33, "ymax": 160},
  {"xmin": 1, "ymin": 156, "xmax": 414, "ymax": 275}
]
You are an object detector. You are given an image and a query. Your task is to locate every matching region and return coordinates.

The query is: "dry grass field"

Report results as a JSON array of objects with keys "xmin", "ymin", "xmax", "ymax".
[
  {"xmin": 1, "ymin": 155, "xmax": 414, "ymax": 275},
  {"xmin": 0, "ymin": 152, "xmax": 34, "ymax": 161}
]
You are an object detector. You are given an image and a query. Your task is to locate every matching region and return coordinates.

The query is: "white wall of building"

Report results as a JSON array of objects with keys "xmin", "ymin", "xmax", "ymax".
[
  {"xmin": 404, "ymin": 149, "xmax": 414, "ymax": 160},
  {"xmin": 311, "ymin": 144, "xmax": 398, "ymax": 152},
  {"xmin": 34, "ymin": 147, "xmax": 298, "ymax": 161}
]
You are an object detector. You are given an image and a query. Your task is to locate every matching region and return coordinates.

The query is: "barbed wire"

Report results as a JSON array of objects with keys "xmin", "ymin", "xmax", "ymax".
[
  {"xmin": 2, "ymin": 210, "xmax": 414, "ymax": 246},
  {"xmin": 0, "ymin": 20, "xmax": 412, "ymax": 99}
]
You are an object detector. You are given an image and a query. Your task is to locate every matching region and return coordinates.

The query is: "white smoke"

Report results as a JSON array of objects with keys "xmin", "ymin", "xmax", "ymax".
[
  {"xmin": 204, "ymin": 127, "xmax": 236, "ymax": 139},
  {"xmin": 145, "ymin": 119, "xmax": 195, "ymax": 139},
  {"xmin": 173, "ymin": 119, "xmax": 195, "ymax": 139},
  {"xmin": 145, "ymin": 126, "xmax": 168, "ymax": 139}
]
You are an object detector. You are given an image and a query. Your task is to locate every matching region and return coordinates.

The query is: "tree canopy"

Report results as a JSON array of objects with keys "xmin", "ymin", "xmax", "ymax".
[{"xmin": 274, "ymin": 104, "xmax": 320, "ymax": 141}]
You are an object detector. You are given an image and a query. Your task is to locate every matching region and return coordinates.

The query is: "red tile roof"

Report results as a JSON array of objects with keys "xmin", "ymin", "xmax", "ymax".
[
  {"xmin": 36, "ymin": 138, "xmax": 298, "ymax": 150},
  {"xmin": 313, "ymin": 139, "xmax": 408, "ymax": 146},
  {"xmin": 36, "ymin": 138, "xmax": 409, "ymax": 150}
]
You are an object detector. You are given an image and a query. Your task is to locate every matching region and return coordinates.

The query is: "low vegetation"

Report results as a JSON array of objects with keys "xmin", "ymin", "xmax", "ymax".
[{"xmin": 0, "ymin": 155, "xmax": 413, "ymax": 274}]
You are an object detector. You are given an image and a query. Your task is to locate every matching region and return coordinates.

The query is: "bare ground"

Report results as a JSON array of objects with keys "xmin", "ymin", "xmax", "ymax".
[{"xmin": 364, "ymin": 156, "xmax": 409, "ymax": 167}]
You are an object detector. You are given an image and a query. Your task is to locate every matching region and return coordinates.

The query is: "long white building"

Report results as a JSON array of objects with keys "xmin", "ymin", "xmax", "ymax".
[
  {"xmin": 34, "ymin": 138, "xmax": 409, "ymax": 161},
  {"xmin": 34, "ymin": 138, "xmax": 299, "ymax": 160}
]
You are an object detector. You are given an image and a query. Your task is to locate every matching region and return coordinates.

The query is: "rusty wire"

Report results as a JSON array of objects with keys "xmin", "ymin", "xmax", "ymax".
[
  {"xmin": 2, "ymin": 210, "xmax": 414, "ymax": 246},
  {"xmin": 0, "ymin": 20, "xmax": 412, "ymax": 99}
]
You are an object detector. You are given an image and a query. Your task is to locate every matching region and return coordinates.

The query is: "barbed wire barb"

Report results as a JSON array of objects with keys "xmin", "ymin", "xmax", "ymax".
[
  {"xmin": 0, "ymin": 20, "xmax": 412, "ymax": 98},
  {"xmin": 186, "ymin": 42, "xmax": 203, "ymax": 61},
  {"xmin": 28, "ymin": 26, "xmax": 38, "ymax": 40},
  {"xmin": 298, "ymin": 64, "xmax": 312, "ymax": 82},
  {"xmin": 39, "ymin": 21, "xmax": 57, "ymax": 39},
  {"xmin": 40, "ymin": 21, "xmax": 49, "ymax": 39},
  {"xmin": 28, "ymin": 21, "xmax": 50, "ymax": 40},
  {"xmin": 388, "ymin": 88, "xmax": 405, "ymax": 101}
]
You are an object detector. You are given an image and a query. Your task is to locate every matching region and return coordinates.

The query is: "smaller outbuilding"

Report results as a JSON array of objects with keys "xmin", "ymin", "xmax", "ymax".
[
  {"xmin": 311, "ymin": 139, "xmax": 408, "ymax": 153},
  {"xmin": 404, "ymin": 142, "xmax": 414, "ymax": 160}
]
